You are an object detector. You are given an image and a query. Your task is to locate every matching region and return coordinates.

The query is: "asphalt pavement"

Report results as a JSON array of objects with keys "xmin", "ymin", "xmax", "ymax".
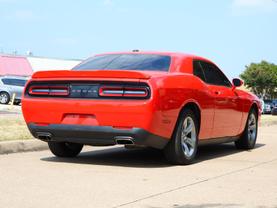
[{"xmin": 0, "ymin": 125, "xmax": 276, "ymax": 208}]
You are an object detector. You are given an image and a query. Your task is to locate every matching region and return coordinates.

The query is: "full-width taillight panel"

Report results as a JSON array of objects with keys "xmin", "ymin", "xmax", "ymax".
[{"xmin": 26, "ymin": 81, "xmax": 150, "ymax": 99}]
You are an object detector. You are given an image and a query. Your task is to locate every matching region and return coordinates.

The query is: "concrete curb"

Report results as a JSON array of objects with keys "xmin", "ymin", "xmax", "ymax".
[{"xmin": 0, "ymin": 139, "xmax": 48, "ymax": 155}]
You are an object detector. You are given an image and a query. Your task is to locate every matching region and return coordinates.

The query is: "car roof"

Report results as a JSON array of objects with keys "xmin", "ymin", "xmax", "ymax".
[
  {"xmin": 96, "ymin": 51, "xmax": 214, "ymax": 63},
  {"xmin": 0, "ymin": 75, "xmax": 29, "ymax": 80}
]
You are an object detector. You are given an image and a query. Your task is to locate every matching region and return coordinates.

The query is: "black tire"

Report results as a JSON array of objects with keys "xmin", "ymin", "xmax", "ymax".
[
  {"xmin": 48, "ymin": 141, "xmax": 83, "ymax": 157},
  {"xmin": 235, "ymin": 108, "xmax": 258, "ymax": 149},
  {"xmin": 163, "ymin": 109, "xmax": 199, "ymax": 165},
  {"xmin": 0, "ymin": 92, "xmax": 10, "ymax": 104}
]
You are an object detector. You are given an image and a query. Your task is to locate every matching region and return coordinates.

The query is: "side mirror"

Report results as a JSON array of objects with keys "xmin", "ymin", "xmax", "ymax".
[{"xmin": 232, "ymin": 78, "xmax": 243, "ymax": 88}]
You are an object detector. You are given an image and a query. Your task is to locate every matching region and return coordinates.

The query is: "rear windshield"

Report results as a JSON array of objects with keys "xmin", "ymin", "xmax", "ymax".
[{"xmin": 73, "ymin": 54, "xmax": 171, "ymax": 71}]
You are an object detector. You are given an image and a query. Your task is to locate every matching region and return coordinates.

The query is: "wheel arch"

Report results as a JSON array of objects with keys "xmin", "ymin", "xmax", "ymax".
[
  {"xmin": 0, "ymin": 90, "xmax": 11, "ymax": 95},
  {"xmin": 171, "ymin": 101, "xmax": 201, "ymax": 138},
  {"xmin": 250, "ymin": 102, "xmax": 259, "ymax": 116}
]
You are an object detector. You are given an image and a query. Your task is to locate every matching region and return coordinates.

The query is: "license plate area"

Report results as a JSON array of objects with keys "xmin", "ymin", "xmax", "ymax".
[{"xmin": 70, "ymin": 84, "xmax": 99, "ymax": 98}]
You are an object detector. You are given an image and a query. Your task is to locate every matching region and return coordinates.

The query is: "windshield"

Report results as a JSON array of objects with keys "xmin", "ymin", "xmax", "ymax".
[{"xmin": 73, "ymin": 54, "xmax": 171, "ymax": 72}]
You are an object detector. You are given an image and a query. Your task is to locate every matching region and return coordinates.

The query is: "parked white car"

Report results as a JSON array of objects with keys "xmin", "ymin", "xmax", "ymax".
[{"xmin": 0, "ymin": 76, "xmax": 28, "ymax": 105}]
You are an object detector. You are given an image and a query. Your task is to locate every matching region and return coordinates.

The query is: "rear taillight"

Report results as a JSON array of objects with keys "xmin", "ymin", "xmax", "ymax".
[
  {"xmin": 26, "ymin": 82, "xmax": 150, "ymax": 99},
  {"xmin": 28, "ymin": 85, "xmax": 69, "ymax": 96},
  {"xmin": 99, "ymin": 86, "xmax": 149, "ymax": 98}
]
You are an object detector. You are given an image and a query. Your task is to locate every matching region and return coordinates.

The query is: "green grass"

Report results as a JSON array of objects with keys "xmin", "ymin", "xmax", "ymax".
[{"xmin": 0, "ymin": 114, "xmax": 34, "ymax": 142}]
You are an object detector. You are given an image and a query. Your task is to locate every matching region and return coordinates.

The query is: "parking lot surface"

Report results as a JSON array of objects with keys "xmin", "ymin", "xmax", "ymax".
[{"xmin": 0, "ymin": 125, "xmax": 276, "ymax": 208}]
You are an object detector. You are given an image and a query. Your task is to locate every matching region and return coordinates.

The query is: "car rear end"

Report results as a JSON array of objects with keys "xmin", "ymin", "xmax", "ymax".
[{"xmin": 22, "ymin": 53, "xmax": 173, "ymax": 149}]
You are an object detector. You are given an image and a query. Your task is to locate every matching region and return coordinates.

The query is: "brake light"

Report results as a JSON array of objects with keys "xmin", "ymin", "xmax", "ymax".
[
  {"xmin": 99, "ymin": 86, "xmax": 124, "ymax": 97},
  {"xmin": 29, "ymin": 85, "xmax": 69, "ymax": 96},
  {"xmin": 99, "ymin": 86, "xmax": 149, "ymax": 98}
]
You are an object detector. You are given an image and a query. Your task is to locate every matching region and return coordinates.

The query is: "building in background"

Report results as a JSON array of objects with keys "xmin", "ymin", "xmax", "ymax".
[
  {"xmin": 0, "ymin": 53, "xmax": 82, "ymax": 76},
  {"xmin": 27, "ymin": 56, "xmax": 81, "ymax": 72},
  {"xmin": 0, "ymin": 55, "xmax": 33, "ymax": 76}
]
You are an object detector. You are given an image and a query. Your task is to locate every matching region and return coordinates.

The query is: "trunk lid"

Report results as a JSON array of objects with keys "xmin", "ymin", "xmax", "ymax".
[{"xmin": 32, "ymin": 70, "xmax": 152, "ymax": 80}]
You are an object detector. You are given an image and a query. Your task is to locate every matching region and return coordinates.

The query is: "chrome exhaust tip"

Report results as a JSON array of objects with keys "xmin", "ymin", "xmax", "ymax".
[
  {"xmin": 37, "ymin": 132, "xmax": 52, "ymax": 141},
  {"xmin": 114, "ymin": 136, "xmax": 134, "ymax": 145}
]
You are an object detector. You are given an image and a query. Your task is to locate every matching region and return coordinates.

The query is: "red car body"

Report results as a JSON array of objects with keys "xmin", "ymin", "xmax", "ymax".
[{"xmin": 22, "ymin": 51, "xmax": 262, "ymax": 163}]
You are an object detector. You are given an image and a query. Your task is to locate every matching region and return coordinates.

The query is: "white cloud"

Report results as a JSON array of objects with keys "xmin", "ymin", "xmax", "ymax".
[{"xmin": 232, "ymin": 0, "xmax": 277, "ymax": 14}]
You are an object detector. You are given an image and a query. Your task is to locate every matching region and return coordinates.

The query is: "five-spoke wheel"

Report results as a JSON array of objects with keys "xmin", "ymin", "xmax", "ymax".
[
  {"xmin": 235, "ymin": 108, "xmax": 258, "ymax": 149},
  {"xmin": 164, "ymin": 108, "xmax": 198, "ymax": 165}
]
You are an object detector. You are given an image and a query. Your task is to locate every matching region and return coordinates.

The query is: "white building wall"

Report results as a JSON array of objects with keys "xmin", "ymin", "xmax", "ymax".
[{"xmin": 27, "ymin": 57, "xmax": 82, "ymax": 72}]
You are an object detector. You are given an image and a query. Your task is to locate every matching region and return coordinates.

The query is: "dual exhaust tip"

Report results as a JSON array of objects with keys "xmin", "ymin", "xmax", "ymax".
[
  {"xmin": 37, "ymin": 132, "xmax": 135, "ymax": 145},
  {"xmin": 114, "ymin": 136, "xmax": 134, "ymax": 145},
  {"xmin": 37, "ymin": 132, "xmax": 52, "ymax": 141}
]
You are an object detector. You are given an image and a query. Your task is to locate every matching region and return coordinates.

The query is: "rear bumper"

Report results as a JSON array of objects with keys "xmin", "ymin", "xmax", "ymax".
[{"xmin": 28, "ymin": 123, "xmax": 169, "ymax": 149}]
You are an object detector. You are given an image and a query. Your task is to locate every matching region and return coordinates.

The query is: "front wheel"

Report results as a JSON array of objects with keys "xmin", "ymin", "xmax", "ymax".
[
  {"xmin": 163, "ymin": 109, "xmax": 198, "ymax": 165},
  {"xmin": 48, "ymin": 141, "xmax": 83, "ymax": 157},
  {"xmin": 235, "ymin": 108, "xmax": 258, "ymax": 149}
]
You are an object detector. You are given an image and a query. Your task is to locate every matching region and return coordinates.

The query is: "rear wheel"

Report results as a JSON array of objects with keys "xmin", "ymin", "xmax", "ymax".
[
  {"xmin": 48, "ymin": 141, "xmax": 83, "ymax": 157},
  {"xmin": 235, "ymin": 108, "xmax": 258, "ymax": 149},
  {"xmin": 0, "ymin": 92, "xmax": 10, "ymax": 104},
  {"xmin": 163, "ymin": 109, "xmax": 198, "ymax": 165}
]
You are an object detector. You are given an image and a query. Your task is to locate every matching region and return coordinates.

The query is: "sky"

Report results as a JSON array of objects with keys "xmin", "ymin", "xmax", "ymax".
[{"xmin": 0, "ymin": 0, "xmax": 276, "ymax": 78}]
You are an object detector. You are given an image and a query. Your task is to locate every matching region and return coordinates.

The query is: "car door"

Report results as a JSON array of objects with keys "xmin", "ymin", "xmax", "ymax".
[
  {"xmin": 199, "ymin": 61, "xmax": 243, "ymax": 138},
  {"xmin": 10, "ymin": 79, "xmax": 25, "ymax": 99},
  {"xmin": 192, "ymin": 60, "xmax": 214, "ymax": 140}
]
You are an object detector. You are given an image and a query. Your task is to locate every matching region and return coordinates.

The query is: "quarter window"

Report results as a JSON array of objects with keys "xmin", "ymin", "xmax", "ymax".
[
  {"xmin": 200, "ymin": 61, "xmax": 231, "ymax": 87},
  {"xmin": 193, "ymin": 61, "xmax": 206, "ymax": 82}
]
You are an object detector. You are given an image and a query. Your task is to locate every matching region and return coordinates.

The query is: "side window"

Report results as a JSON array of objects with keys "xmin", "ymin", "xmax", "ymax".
[
  {"xmin": 1, "ymin": 78, "xmax": 26, "ymax": 86},
  {"xmin": 193, "ymin": 60, "xmax": 206, "ymax": 82},
  {"xmin": 8, "ymin": 79, "xmax": 18, "ymax": 86},
  {"xmin": 200, "ymin": 62, "xmax": 231, "ymax": 87},
  {"xmin": 10, "ymin": 79, "xmax": 25, "ymax": 86},
  {"xmin": 2, "ymin": 78, "xmax": 11, "ymax": 85}
]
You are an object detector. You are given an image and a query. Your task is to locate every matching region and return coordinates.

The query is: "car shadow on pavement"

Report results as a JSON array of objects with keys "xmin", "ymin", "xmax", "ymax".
[
  {"xmin": 195, "ymin": 143, "xmax": 265, "ymax": 164},
  {"xmin": 41, "ymin": 147, "xmax": 170, "ymax": 168},
  {"xmin": 41, "ymin": 143, "xmax": 265, "ymax": 168}
]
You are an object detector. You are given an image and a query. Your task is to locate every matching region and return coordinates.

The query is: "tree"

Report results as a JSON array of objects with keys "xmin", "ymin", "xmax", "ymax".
[{"xmin": 240, "ymin": 61, "xmax": 277, "ymax": 99}]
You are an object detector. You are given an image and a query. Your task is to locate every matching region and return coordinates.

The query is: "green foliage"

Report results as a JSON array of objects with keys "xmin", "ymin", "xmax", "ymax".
[{"xmin": 240, "ymin": 61, "xmax": 277, "ymax": 99}]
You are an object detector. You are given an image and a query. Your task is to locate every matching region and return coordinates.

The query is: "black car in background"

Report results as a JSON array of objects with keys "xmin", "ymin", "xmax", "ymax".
[{"xmin": 272, "ymin": 99, "xmax": 277, "ymax": 115}]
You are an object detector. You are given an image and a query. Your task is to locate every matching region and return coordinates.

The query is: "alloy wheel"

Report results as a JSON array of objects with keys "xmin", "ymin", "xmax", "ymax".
[
  {"xmin": 248, "ymin": 113, "xmax": 257, "ymax": 143},
  {"xmin": 181, "ymin": 116, "xmax": 197, "ymax": 157},
  {"xmin": 0, "ymin": 93, "xmax": 9, "ymax": 104}
]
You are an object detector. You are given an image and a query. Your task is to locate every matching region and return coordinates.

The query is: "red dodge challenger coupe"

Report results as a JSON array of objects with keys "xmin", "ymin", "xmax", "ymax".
[{"xmin": 22, "ymin": 51, "xmax": 262, "ymax": 165}]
